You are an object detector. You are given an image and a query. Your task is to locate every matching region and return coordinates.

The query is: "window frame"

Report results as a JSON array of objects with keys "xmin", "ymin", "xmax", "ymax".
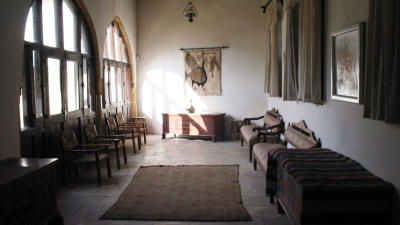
[
  {"xmin": 21, "ymin": 0, "xmax": 94, "ymax": 129},
  {"xmin": 103, "ymin": 22, "xmax": 131, "ymax": 109}
]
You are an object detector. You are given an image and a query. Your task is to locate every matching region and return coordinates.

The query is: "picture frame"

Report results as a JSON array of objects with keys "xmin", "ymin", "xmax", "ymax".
[{"xmin": 331, "ymin": 22, "xmax": 365, "ymax": 103}]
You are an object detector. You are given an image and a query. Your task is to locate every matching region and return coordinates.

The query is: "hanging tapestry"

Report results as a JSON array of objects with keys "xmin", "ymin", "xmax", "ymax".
[{"xmin": 184, "ymin": 49, "xmax": 221, "ymax": 95}]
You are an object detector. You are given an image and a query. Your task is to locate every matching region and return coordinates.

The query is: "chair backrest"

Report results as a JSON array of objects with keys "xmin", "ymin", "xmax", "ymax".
[
  {"xmin": 284, "ymin": 120, "xmax": 320, "ymax": 148},
  {"xmin": 85, "ymin": 123, "xmax": 98, "ymax": 141},
  {"xmin": 263, "ymin": 108, "xmax": 284, "ymax": 131},
  {"xmin": 107, "ymin": 116, "xmax": 118, "ymax": 130},
  {"xmin": 60, "ymin": 130, "xmax": 78, "ymax": 151},
  {"xmin": 116, "ymin": 112, "xmax": 126, "ymax": 126}
]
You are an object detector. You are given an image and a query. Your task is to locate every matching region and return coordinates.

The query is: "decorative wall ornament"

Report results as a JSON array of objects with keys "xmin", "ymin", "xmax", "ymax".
[
  {"xmin": 183, "ymin": 0, "xmax": 198, "ymax": 23},
  {"xmin": 331, "ymin": 23, "xmax": 365, "ymax": 103},
  {"xmin": 183, "ymin": 48, "xmax": 222, "ymax": 96}
]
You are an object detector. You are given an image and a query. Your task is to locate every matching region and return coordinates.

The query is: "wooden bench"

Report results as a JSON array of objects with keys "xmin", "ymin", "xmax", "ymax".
[
  {"xmin": 253, "ymin": 120, "xmax": 320, "ymax": 199},
  {"xmin": 240, "ymin": 108, "xmax": 284, "ymax": 162}
]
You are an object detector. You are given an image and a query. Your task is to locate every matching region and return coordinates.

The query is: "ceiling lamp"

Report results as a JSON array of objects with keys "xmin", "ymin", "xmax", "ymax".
[{"xmin": 183, "ymin": 0, "xmax": 198, "ymax": 23}]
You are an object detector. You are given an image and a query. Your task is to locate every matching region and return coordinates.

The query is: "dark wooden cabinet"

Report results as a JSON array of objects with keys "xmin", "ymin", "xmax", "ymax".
[
  {"xmin": 0, "ymin": 158, "xmax": 63, "ymax": 225},
  {"xmin": 162, "ymin": 113, "xmax": 225, "ymax": 141}
]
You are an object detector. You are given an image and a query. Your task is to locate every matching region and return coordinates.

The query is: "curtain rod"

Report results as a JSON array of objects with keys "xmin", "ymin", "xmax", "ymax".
[
  {"xmin": 261, "ymin": 0, "xmax": 283, "ymax": 13},
  {"xmin": 179, "ymin": 46, "xmax": 229, "ymax": 51}
]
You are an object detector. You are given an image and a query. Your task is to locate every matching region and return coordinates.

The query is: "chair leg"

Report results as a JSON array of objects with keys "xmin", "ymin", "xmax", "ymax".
[
  {"xmin": 74, "ymin": 164, "xmax": 79, "ymax": 179},
  {"xmin": 253, "ymin": 159, "xmax": 257, "ymax": 171},
  {"xmin": 143, "ymin": 131, "xmax": 147, "ymax": 144},
  {"xmin": 132, "ymin": 137, "xmax": 137, "ymax": 154},
  {"xmin": 115, "ymin": 142, "xmax": 121, "ymax": 169},
  {"xmin": 106, "ymin": 158, "xmax": 111, "ymax": 178},
  {"xmin": 137, "ymin": 134, "xmax": 141, "ymax": 151},
  {"xmin": 95, "ymin": 154, "xmax": 101, "ymax": 186},
  {"xmin": 122, "ymin": 144, "xmax": 127, "ymax": 164}
]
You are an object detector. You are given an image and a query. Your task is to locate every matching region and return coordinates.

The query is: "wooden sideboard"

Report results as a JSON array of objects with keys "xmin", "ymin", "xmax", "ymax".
[
  {"xmin": 0, "ymin": 158, "xmax": 63, "ymax": 225},
  {"xmin": 162, "ymin": 113, "xmax": 225, "ymax": 142}
]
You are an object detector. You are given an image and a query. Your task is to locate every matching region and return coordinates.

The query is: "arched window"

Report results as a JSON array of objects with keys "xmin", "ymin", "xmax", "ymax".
[
  {"xmin": 102, "ymin": 22, "xmax": 131, "ymax": 109},
  {"xmin": 20, "ymin": 0, "xmax": 93, "ymax": 129}
]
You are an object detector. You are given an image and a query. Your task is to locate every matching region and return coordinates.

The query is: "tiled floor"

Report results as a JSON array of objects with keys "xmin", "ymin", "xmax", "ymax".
[{"xmin": 57, "ymin": 135, "xmax": 291, "ymax": 225}]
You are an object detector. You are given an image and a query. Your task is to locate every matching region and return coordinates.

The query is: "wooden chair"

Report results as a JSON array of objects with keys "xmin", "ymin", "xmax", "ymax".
[
  {"xmin": 240, "ymin": 108, "xmax": 285, "ymax": 162},
  {"xmin": 106, "ymin": 116, "xmax": 141, "ymax": 153},
  {"xmin": 60, "ymin": 130, "xmax": 112, "ymax": 186},
  {"xmin": 84, "ymin": 123, "xmax": 127, "ymax": 170},
  {"xmin": 115, "ymin": 112, "xmax": 147, "ymax": 144}
]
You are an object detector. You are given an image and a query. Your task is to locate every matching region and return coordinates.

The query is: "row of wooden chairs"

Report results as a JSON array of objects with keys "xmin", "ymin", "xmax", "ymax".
[{"xmin": 60, "ymin": 114, "xmax": 147, "ymax": 186}]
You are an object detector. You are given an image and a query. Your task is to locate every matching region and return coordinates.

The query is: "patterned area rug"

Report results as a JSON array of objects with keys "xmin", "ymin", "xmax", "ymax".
[{"xmin": 101, "ymin": 165, "xmax": 251, "ymax": 221}]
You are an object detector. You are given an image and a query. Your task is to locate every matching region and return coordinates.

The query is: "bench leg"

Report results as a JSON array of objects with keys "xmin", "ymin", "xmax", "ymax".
[
  {"xmin": 253, "ymin": 159, "xmax": 257, "ymax": 171},
  {"xmin": 277, "ymin": 201, "xmax": 284, "ymax": 214},
  {"xmin": 249, "ymin": 145, "xmax": 253, "ymax": 162}
]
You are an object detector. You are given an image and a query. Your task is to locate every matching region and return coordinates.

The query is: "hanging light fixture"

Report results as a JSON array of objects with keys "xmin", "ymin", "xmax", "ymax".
[{"xmin": 183, "ymin": 0, "xmax": 198, "ymax": 23}]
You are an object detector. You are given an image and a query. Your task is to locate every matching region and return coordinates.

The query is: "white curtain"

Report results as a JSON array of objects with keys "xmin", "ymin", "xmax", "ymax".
[
  {"xmin": 282, "ymin": 0, "xmax": 323, "ymax": 103},
  {"xmin": 282, "ymin": 0, "xmax": 300, "ymax": 100},
  {"xmin": 264, "ymin": 0, "xmax": 282, "ymax": 97},
  {"xmin": 298, "ymin": 0, "xmax": 323, "ymax": 103}
]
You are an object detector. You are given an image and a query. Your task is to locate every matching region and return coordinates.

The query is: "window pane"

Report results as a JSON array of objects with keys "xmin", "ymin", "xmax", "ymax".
[
  {"xmin": 63, "ymin": 0, "xmax": 77, "ymax": 51},
  {"xmin": 114, "ymin": 28, "xmax": 121, "ymax": 61},
  {"xmin": 104, "ymin": 62, "xmax": 109, "ymax": 105},
  {"xmin": 20, "ymin": 81, "xmax": 29, "ymax": 128},
  {"xmin": 24, "ymin": 7, "xmax": 35, "ymax": 42},
  {"xmin": 116, "ymin": 67, "xmax": 122, "ymax": 102},
  {"xmin": 67, "ymin": 61, "xmax": 79, "ymax": 111},
  {"xmin": 48, "ymin": 58, "xmax": 62, "ymax": 115},
  {"xmin": 42, "ymin": 0, "xmax": 57, "ymax": 47},
  {"xmin": 125, "ymin": 67, "xmax": 131, "ymax": 103},
  {"xmin": 81, "ymin": 24, "xmax": 89, "ymax": 54},
  {"xmin": 110, "ymin": 66, "xmax": 116, "ymax": 103},
  {"xmin": 83, "ymin": 59, "xmax": 88, "ymax": 108},
  {"xmin": 19, "ymin": 91, "xmax": 25, "ymax": 129},
  {"xmin": 33, "ymin": 51, "xmax": 43, "ymax": 118},
  {"xmin": 106, "ymin": 26, "xmax": 114, "ymax": 59},
  {"xmin": 122, "ymin": 43, "xmax": 128, "ymax": 63}
]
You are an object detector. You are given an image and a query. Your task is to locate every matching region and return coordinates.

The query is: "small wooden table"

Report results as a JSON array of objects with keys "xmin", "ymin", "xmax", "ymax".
[
  {"xmin": 162, "ymin": 113, "xmax": 225, "ymax": 142},
  {"xmin": 0, "ymin": 158, "xmax": 63, "ymax": 225}
]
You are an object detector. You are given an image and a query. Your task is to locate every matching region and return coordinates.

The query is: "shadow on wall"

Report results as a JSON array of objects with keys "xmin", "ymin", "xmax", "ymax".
[{"xmin": 141, "ymin": 69, "xmax": 208, "ymax": 134}]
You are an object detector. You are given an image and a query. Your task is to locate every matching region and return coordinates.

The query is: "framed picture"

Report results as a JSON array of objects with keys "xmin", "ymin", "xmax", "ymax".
[{"xmin": 331, "ymin": 22, "xmax": 365, "ymax": 103}]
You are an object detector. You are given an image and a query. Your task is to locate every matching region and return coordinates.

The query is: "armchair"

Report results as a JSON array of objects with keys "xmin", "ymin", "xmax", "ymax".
[{"xmin": 240, "ymin": 108, "xmax": 284, "ymax": 162}]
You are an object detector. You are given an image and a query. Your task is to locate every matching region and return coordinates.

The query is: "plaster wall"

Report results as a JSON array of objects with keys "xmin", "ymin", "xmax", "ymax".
[
  {"xmin": 268, "ymin": 1, "xmax": 400, "ymax": 223},
  {"xmin": 136, "ymin": 0, "xmax": 268, "ymax": 136},
  {"xmin": 0, "ymin": 1, "xmax": 31, "ymax": 160}
]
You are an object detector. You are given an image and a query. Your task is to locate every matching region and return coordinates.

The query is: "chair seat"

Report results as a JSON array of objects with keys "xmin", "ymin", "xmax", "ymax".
[
  {"xmin": 240, "ymin": 125, "xmax": 257, "ymax": 144},
  {"xmin": 240, "ymin": 125, "xmax": 279, "ymax": 145},
  {"xmin": 253, "ymin": 143, "xmax": 284, "ymax": 174},
  {"xmin": 71, "ymin": 153, "xmax": 109, "ymax": 163}
]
